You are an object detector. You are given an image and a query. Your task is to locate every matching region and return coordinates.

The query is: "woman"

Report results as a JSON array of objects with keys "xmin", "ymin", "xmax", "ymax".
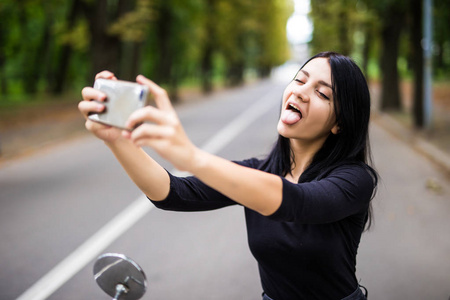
[{"xmin": 79, "ymin": 51, "xmax": 377, "ymax": 299}]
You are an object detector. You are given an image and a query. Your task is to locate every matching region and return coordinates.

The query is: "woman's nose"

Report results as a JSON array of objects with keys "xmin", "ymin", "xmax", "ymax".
[{"xmin": 293, "ymin": 85, "xmax": 310, "ymax": 102}]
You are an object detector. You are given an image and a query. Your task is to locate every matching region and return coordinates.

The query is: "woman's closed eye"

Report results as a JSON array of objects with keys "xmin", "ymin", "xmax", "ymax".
[
  {"xmin": 294, "ymin": 79, "xmax": 304, "ymax": 84},
  {"xmin": 317, "ymin": 90, "xmax": 330, "ymax": 100}
]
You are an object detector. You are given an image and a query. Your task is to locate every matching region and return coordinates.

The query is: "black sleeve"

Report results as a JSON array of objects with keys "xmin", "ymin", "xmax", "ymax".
[
  {"xmin": 148, "ymin": 158, "xmax": 261, "ymax": 212},
  {"xmin": 268, "ymin": 165, "xmax": 375, "ymax": 223},
  {"xmin": 148, "ymin": 172, "xmax": 237, "ymax": 211}
]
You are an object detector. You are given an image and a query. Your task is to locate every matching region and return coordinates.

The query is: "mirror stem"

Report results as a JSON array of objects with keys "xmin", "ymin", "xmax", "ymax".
[{"xmin": 113, "ymin": 283, "xmax": 128, "ymax": 300}]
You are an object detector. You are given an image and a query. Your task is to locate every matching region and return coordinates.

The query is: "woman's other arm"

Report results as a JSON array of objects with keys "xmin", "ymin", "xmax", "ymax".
[{"xmin": 125, "ymin": 75, "xmax": 284, "ymax": 216}]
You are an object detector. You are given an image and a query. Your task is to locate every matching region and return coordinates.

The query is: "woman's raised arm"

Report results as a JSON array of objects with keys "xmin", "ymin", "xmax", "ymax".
[{"xmin": 78, "ymin": 71, "xmax": 170, "ymax": 201}]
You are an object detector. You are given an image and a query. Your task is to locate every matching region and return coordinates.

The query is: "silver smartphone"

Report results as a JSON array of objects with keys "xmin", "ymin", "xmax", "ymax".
[{"xmin": 88, "ymin": 78, "xmax": 149, "ymax": 130}]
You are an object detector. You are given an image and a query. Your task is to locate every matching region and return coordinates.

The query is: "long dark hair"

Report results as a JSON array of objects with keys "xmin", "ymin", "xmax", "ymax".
[{"xmin": 260, "ymin": 51, "xmax": 378, "ymax": 229}]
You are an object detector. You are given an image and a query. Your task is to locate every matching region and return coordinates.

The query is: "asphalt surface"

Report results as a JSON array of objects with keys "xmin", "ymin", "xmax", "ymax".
[{"xmin": 1, "ymin": 72, "xmax": 449, "ymax": 300}]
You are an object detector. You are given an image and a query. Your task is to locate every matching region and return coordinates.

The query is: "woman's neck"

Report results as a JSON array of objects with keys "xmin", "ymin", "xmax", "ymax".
[{"xmin": 287, "ymin": 137, "xmax": 327, "ymax": 183}]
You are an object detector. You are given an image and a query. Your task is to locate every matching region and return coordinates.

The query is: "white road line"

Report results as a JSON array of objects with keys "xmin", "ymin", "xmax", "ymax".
[
  {"xmin": 17, "ymin": 196, "xmax": 151, "ymax": 300},
  {"xmin": 16, "ymin": 88, "xmax": 279, "ymax": 300},
  {"xmin": 200, "ymin": 90, "xmax": 279, "ymax": 155}
]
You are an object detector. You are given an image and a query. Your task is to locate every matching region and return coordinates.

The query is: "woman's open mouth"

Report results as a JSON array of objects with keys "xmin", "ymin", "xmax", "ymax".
[{"xmin": 280, "ymin": 101, "xmax": 302, "ymax": 125}]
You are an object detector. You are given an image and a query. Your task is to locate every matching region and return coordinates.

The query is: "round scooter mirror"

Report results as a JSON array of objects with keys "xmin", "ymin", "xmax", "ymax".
[{"xmin": 93, "ymin": 253, "xmax": 147, "ymax": 300}]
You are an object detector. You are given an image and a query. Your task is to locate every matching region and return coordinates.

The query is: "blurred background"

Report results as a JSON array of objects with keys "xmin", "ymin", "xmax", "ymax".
[
  {"xmin": 0, "ymin": 1, "xmax": 450, "ymax": 299},
  {"xmin": 0, "ymin": 0, "xmax": 449, "ymax": 160}
]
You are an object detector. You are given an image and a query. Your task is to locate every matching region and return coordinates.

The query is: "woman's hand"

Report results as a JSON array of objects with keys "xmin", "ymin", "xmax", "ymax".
[
  {"xmin": 78, "ymin": 71, "xmax": 123, "ymax": 143},
  {"xmin": 123, "ymin": 75, "xmax": 199, "ymax": 172}
]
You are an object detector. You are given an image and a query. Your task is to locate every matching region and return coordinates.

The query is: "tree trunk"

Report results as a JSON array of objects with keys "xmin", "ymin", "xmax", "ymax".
[
  {"xmin": 201, "ymin": 44, "xmax": 213, "ymax": 94},
  {"xmin": 0, "ymin": 15, "xmax": 7, "ymax": 95},
  {"xmin": 52, "ymin": 44, "xmax": 72, "ymax": 94},
  {"xmin": 227, "ymin": 62, "xmax": 244, "ymax": 86},
  {"xmin": 410, "ymin": 0, "xmax": 424, "ymax": 128},
  {"xmin": 434, "ymin": 38, "xmax": 444, "ymax": 72},
  {"xmin": 130, "ymin": 42, "xmax": 142, "ymax": 80},
  {"xmin": 86, "ymin": 0, "xmax": 122, "ymax": 80},
  {"xmin": 259, "ymin": 66, "xmax": 272, "ymax": 78},
  {"xmin": 380, "ymin": 8, "xmax": 404, "ymax": 111},
  {"xmin": 153, "ymin": 2, "xmax": 179, "ymax": 102},
  {"xmin": 52, "ymin": 0, "xmax": 84, "ymax": 94},
  {"xmin": 200, "ymin": 0, "xmax": 215, "ymax": 94},
  {"xmin": 154, "ymin": 3, "xmax": 173, "ymax": 84},
  {"xmin": 116, "ymin": 0, "xmax": 135, "ymax": 79},
  {"xmin": 338, "ymin": 4, "xmax": 351, "ymax": 56},
  {"xmin": 226, "ymin": 34, "xmax": 245, "ymax": 87},
  {"xmin": 361, "ymin": 26, "xmax": 372, "ymax": 77},
  {"xmin": 169, "ymin": 69, "xmax": 179, "ymax": 101},
  {"xmin": 24, "ymin": 18, "xmax": 51, "ymax": 94}
]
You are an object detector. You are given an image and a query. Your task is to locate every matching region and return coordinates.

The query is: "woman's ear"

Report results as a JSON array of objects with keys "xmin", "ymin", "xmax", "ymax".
[{"xmin": 331, "ymin": 124, "xmax": 340, "ymax": 135}]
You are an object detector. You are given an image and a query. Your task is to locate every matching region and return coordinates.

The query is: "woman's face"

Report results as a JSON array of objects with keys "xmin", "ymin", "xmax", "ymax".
[{"xmin": 277, "ymin": 57, "xmax": 339, "ymax": 145}]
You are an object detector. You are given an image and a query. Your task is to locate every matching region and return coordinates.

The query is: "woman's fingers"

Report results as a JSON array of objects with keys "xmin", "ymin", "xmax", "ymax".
[
  {"xmin": 126, "ymin": 123, "xmax": 176, "ymax": 143},
  {"xmin": 81, "ymin": 87, "xmax": 106, "ymax": 101},
  {"xmin": 95, "ymin": 70, "xmax": 117, "ymax": 81},
  {"xmin": 77, "ymin": 70, "xmax": 125, "ymax": 142},
  {"xmin": 122, "ymin": 76, "xmax": 196, "ymax": 171},
  {"xmin": 136, "ymin": 75, "xmax": 173, "ymax": 112},
  {"xmin": 79, "ymin": 87, "xmax": 107, "ymax": 119},
  {"xmin": 78, "ymin": 100, "xmax": 105, "ymax": 117},
  {"xmin": 126, "ymin": 106, "xmax": 179, "ymax": 130}
]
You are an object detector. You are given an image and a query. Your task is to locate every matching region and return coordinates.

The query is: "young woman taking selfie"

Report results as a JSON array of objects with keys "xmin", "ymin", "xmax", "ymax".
[{"xmin": 79, "ymin": 51, "xmax": 378, "ymax": 300}]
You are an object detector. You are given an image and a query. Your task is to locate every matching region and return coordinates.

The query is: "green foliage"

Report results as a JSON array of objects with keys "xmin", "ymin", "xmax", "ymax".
[
  {"xmin": 57, "ymin": 19, "xmax": 90, "ymax": 52},
  {"xmin": 310, "ymin": 0, "xmax": 449, "ymax": 80},
  {"xmin": 108, "ymin": 0, "xmax": 154, "ymax": 42},
  {"xmin": 0, "ymin": 0, "xmax": 292, "ymax": 100},
  {"xmin": 310, "ymin": 0, "xmax": 385, "ymax": 60},
  {"xmin": 433, "ymin": 0, "xmax": 450, "ymax": 77},
  {"xmin": 252, "ymin": 0, "xmax": 293, "ymax": 74},
  {"xmin": 309, "ymin": 0, "xmax": 448, "ymax": 127}
]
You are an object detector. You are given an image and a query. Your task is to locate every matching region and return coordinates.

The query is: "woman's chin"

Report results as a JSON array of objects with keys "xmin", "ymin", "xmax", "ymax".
[{"xmin": 277, "ymin": 121, "xmax": 293, "ymax": 138}]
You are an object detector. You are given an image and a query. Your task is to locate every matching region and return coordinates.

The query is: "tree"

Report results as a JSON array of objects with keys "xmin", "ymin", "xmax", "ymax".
[
  {"xmin": 0, "ymin": 0, "xmax": 295, "ymax": 99},
  {"xmin": 81, "ymin": 0, "xmax": 129, "ymax": 80},
  {"xmin": 52, "ymin": 0, "xmax": 87, "ymax": 94},
  {"xmin": 310, "ymin": 0, "xmax": 359, "ymax": 56},
  {"xmin": 253, "ymin": 0, "xmax": 292, "ymax": 77},
  {"xmin": 433, "ymin": 0, "xmax": 450, "ymax": 76},
  {"xmin": 144, "ymin": 0, "xmax": 204, "ymax": 100},
  {"xmin": 408, "ymin": 0, "xmax": 424, "ymax": 127},
  {"xmin": 16, "ymin": 0, "xmax": 54, "ymax": 94},
  {"xmin": 108, "ymin": 0, "xmax": 153, "ymax": 81},
  {"xmin": 0, "ymin": 1, "xmax": 14, "ymax": 95},
  {"xmin": 310, "ymin": 0, "xmax": 409, "ymax": 111},
  {"xmin": 377, "ymin": 0, "xmax": 406, "ymax": 111},
  {"xmin": 215, "ymin": 0, "xmax": 252, "ymax": 86},
  {"xmin": 199, "ymin": 0, "xmax": 216, "ymax": 93}
]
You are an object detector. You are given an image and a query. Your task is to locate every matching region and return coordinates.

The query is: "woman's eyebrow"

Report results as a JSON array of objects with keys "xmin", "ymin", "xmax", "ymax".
[
  {"xmin": 319, "ymin": 80, "xmax": 332, "ymax": 89},
  {"xmin": 300, "ymin": 69, "xmax": 332, "ymax": 89}
]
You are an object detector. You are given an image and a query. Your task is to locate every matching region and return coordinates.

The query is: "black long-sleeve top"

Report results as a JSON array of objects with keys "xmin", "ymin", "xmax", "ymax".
[{"xmin": 149, "ymin": 158, "xmax": 375, "ymax": 299}]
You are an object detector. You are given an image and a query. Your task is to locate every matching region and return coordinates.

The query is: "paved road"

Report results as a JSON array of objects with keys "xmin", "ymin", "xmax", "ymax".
[
  {"xmin": 1, "ymin": 74, "xmax": 449, "ymax": 299},
  {"xmin": 358, "ymin": 123, "xmax": 450, "ymax": 299}
]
